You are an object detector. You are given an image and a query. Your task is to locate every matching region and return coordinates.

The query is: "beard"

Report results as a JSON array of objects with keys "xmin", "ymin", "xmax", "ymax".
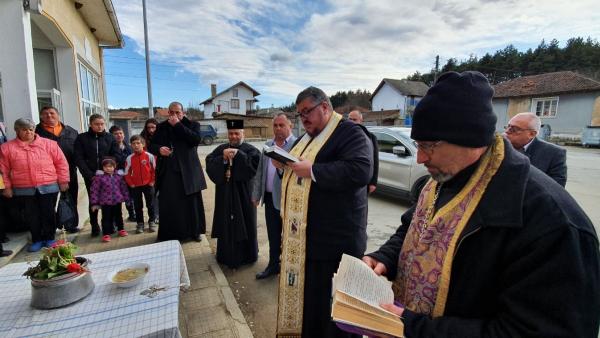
[{"xmin": 431, "ymin": 172, "xmax": 454, "ymax": 183}]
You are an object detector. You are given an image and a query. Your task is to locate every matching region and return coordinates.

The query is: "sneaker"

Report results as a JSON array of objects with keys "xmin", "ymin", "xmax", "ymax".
[
  {"xmin": 28, "ymin": 241, "xmax": 44, "ymax": 252},
  {"xmin": 148, "ymin": 222, "xmax": 156, "ymax": 233},
  {"xmin": 118, "ymin": 230, "xmax": 128, "ymax": 237},
  {"xmin": 136, "ymin": 223, "xmax": 144, "ymax": 234},
  {"xmin": 44, "ymin": 240, "xmax": 56, "ymax": 248},
  {"xmin": 102, "ymin": 235, "xmax": 111, "ymax": 242}
]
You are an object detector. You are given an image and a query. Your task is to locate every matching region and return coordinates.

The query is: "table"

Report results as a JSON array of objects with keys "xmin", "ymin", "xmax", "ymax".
[{"xmin": 0, "ymin": 240, "xmax": 190, "ymax": 337}]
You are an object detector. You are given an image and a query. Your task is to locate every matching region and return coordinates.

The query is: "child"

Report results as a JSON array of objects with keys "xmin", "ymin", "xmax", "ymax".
[
  {"xmin": 90, "ymin": 157, "xmax": 130, "ymax": 242},
  {"xmin": 124, "ymin": 135, "xmax": 157, "ymax": 234},
  {"xmin": 109, "ymin": 125, "xmax": 135, "ymax": 222}
]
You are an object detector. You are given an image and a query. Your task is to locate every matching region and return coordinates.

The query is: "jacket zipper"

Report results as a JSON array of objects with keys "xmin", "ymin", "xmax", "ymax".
[
  {"xmin": 453, "ymin": 226, "xmax": 481, "ymax": 258},
  {"xmin": 95, "ymin": 135, "xmax": 99, "ymax": 169}
]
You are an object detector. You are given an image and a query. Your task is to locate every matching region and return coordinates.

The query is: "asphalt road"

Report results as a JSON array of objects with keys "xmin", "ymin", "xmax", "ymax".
[{"xmin": 197, "ymin": 141, "xmax": 600, "ymax": 337}]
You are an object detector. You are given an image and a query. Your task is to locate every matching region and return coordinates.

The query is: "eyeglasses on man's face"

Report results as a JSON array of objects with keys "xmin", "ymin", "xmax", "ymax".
[
  {"xmin": 295, "ymin": 101, "xmax": 323, "ymax": 118},
  {"xmin": 414, "ymin": 140, "xmax": 445, "ymax": 154},
  {"xmin": 504, "ymin": 124, "xmax": 533, "ymax": 134}
]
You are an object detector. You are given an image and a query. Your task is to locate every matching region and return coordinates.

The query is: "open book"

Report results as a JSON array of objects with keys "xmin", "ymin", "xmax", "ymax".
[
  {"xmin": 263, "ymin": 145, "xmax": 298, "ymax": 164},
  {"xmin": 331, "ymin": 254, "xmax": 404, "ymax": 337}
]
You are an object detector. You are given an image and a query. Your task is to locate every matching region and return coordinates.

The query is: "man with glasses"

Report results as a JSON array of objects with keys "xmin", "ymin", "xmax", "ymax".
[
  {"xmin": 503, "ymin": 112, "xmax": 567, "ymax": 186},
  {"xmin": 362, "ymin": 71, "xmax": 599, "ymax": 337},
  {"xmin": 275, "ymin": 87, "xmax": 373, "ymax": 337}
]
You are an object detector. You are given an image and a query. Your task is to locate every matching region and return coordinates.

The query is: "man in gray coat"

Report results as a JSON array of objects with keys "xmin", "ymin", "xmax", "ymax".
[
  {"xmin": 504, "ymin": 112, "xmax": 567, "ymax": 186},
  {"xmin": 252, "ymin": 113, "xmax": 296, "ymax": 279}
]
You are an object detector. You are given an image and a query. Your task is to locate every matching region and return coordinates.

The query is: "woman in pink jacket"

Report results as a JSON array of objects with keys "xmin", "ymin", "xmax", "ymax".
[{"xmin": 0, "ymin": 118, "xmax": 69, "ymax": 252}]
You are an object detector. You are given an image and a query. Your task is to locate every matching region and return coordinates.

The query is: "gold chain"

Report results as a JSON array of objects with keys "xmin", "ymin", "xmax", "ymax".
[{"xmin": 419, "ymin": 182, "xmax": 443, "ymax": 238}]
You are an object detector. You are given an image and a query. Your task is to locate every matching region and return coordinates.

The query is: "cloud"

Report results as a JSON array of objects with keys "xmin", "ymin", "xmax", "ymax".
[{"xmin": 111, "ymin": 0, "xmax": 600, "ymax": 105}]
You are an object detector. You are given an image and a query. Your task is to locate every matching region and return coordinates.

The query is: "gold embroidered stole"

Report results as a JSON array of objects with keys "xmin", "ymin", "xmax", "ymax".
[
  {"xmin": 393, "ymin": 134, "xmax": 504, "ymax": 317},
  {"xmin": 276, "ymin": 112, "xmax": 343, "ymax": 337}
]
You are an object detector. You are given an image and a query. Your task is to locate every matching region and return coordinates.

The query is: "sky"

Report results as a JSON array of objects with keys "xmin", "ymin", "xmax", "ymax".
[{"xmin": 104, "ymin": 0, "xmax": 600, "ymax": 110}]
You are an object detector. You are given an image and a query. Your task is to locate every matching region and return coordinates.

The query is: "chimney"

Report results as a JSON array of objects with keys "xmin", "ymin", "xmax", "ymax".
[{"xmin": 211, "ymin": 84, "xmax": 217, "ymax": 97}]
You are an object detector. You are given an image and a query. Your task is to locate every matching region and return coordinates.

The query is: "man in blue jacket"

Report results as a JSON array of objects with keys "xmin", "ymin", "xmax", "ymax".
[{"xmin": 363, "ymin": 71, "xmax": 600, "ymax": 337}]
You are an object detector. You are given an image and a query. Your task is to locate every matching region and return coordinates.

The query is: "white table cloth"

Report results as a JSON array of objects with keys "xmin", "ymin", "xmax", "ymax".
[{"xmin": 0, "ymin": 240, "xmax": 189, "ymax": 338}]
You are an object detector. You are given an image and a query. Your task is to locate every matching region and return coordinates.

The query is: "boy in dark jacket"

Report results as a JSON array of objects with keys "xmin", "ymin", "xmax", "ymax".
[
  {"xmin": 109, "ymin": 125, "xmax": 135, "ymax": 222},
  {"xmin": 90, "ymin": 157, "xmax": 130, "ymax": 242},
  {"xmin": 74, "ymin": 114, "xmax": 122, "ymax": 237},
  {"xmin": 124, "ymin": 135, "xmax": 156, "ymax": 234}
]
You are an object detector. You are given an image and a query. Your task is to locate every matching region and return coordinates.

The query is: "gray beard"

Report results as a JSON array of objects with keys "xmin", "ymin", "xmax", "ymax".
[{"xmin": 431, "ymin": 172, "xmax": 454, "ymax": 183}]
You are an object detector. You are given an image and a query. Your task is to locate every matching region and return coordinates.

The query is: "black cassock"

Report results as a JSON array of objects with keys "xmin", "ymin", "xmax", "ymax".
[{"xmin": 206, "ymin": 142, "xmax": 261, "ymax": 269}]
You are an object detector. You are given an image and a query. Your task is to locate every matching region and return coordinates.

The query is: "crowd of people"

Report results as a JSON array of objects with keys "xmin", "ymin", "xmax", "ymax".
[{"xmin": 0, "ymin": 71, "xmax": 598, "ymax": 337}]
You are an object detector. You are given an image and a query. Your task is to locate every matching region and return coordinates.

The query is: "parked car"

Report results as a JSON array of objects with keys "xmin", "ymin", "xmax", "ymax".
[
  {"xmin": 199, "ymin": 124, "xmax": 217, "ymax": 145},
  {"xmin": 367, "ymin": 126, "xmax": 430, "ymax": 202}
]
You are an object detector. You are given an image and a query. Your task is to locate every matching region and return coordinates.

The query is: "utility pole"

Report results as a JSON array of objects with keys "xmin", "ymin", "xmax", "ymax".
[
  {"xmin": 434, "ymin": 55, "xmax": 440, "ymax": 83},
  {"xmin": 142, "ymin": 0, "xmax": 153, "ymax": 117}
]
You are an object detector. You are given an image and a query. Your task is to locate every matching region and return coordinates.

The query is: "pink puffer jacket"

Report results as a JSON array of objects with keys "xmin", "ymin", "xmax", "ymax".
[{"xmin": 0, "ymin": 135, "xmax": 69, "ymax": 189}]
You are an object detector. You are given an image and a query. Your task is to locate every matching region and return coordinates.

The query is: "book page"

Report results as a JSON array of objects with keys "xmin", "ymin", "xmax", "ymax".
[{"xmin": 333, "ymin": 254, "xmax": 394, "ymax": 309}]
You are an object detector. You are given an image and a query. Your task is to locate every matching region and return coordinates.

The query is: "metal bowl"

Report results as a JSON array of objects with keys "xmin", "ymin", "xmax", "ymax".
[{"xmin": 30, "ymin": 257, "xmax": 95, "ymax": 309}]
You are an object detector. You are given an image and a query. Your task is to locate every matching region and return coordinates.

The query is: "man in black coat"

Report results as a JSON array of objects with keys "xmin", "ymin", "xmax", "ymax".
[
  {"xmin": 275, "ymin": 87, "xmax": 372, "ymax": 337},
  {"xmin": 35, "ymin": 106, "xmax": 80, "ymax": 232},
  {"xmin": 73, "ymin": 114, "xmax": 122, "ymax": 237},
  {"xmin": 348, "ymin": 110, "xmax": 379, "ymax": 194},
  {"xmin": 148, "ymin": 102, "xmax": 207, "ymax": 242},
  {"xmin": 363, "ymin": 71, "xmax": 599, "ymax": 337},
  {"xmin": 504, "ymin": 112, "xmax": 567, "ymax": 186}
]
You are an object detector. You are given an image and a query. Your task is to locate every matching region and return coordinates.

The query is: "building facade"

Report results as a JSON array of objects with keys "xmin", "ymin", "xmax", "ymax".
[
  {"xmin": 201, "ymin": 82, "xmax": 259, "ymax": 118},
  {"xmin": 0, "ymin": 0, "xmax": 123, "ymax": 137}
]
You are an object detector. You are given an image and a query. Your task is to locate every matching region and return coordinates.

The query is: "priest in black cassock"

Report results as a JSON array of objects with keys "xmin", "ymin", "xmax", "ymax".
[
  {"xmin": 149, "ymin": 102, "xmax": 207, "ymax": 242},
  {"xmin": 206, "ymin": 119, "xmax": 261, "ymax": 269}
]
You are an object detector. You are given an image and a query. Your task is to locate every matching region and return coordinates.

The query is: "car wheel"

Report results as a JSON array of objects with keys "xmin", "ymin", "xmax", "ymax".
[
  {"xmin": 202, "ymin": 136, "xmax": 213, "ymax": 145},
  {"xmin": 410, "ymin": 177, "xmax": 429, "ymax": 204}
]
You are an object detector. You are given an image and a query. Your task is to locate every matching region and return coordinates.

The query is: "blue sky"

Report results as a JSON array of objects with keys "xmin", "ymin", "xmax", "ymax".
[{"xmin": 105, "ymin": 0, "xmax": 600, "ymax": 110}]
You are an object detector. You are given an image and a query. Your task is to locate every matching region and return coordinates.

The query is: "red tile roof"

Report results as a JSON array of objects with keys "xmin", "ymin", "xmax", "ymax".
[
  {"xmin": 493, "ymin": 71, "xmax": 600, "ymax": 98},
  {"xmin": 109, "ymin": 111, "xmax": 142, "ymax": 120}
]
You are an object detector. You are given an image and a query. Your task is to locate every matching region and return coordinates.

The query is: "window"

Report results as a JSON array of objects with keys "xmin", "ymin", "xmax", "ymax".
[
  {"xmin": 373, "ymin": 132, "xmax": 406, "ymax": 154},
  {"xmin": 231, "ymin": 99, "xmax": 240, "ymax": 109},
  {"xmin": 532, "ymin": 97, "xmax": 558, "ymax": 118},
  {"xmin": 232, "ymin": 88, "xmax": 238, "ymax": 97},
  {"xmin": 78, "ymin": 61, "xmax": 102, "ymax": 129}
]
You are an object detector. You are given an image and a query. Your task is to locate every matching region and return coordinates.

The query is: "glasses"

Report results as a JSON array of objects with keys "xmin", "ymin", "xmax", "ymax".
[
  {"xmin": 504, "ymin": 124, "xmax": 533, "ymax": 134},
  {"xmin": 414, "ymin": 140, "xmax": 445, "ymax": 154},
  {"xmin": 295, "ymin": 101, "xmax": 323, "ymax": 118}
]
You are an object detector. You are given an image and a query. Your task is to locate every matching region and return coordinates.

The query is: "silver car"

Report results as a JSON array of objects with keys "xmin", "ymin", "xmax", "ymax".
[{"xmin": 367, "ymin": 126, "xmax": 430, "ymax": 202}]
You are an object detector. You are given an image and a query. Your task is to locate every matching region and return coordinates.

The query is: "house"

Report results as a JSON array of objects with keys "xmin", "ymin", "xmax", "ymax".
[
  {"xmin": 109, "ymin": 110, "xmax": 142, "ymax": 140},
  {"xmin": 370, "ymin": 78, "xmax": 429, "ymax": 121},
  {"xmin": 201, "ymin": 82, "xmax": 260, "ymax": 118},
  {"xmin": 493, "ymin": 71, "xmax": 600, "ymax": 138},
  {"xmin": 0, "ymin": 0, "xmax": 123, "ymax": 137}
]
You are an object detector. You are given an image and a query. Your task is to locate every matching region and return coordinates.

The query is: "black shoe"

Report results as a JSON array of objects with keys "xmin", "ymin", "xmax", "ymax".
[
  {"xmin": 91, "ymin": 226, "xmax": 100, "ymax": 237},
  {"xmin": 1, "ymin": 236, "xmax": 9, "ymax": 243},
  {"xmin": 194, "ymin": 236, "xmax": 202, "ymax": 242},
  {"xmin": 127, "ymin": 216, "xmax": 136, "ymax": 222},
  {"xmin": 256, "ymin": 265, "xmax": 280, "ymax": 280},
  {"xmin": 0, "ymin": 250, "xmax": 12, "ymax": 257}
]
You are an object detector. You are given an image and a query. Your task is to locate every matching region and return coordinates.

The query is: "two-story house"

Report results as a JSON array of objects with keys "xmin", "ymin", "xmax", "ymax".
[
  {"xmin": 201, "ymin": 81, "xmax": 260, "ymax": 118},
  {"xmin": 0, "ymin": 0, "xmax": 123, "ymax": 136},
  {"xmin": 370, "ymin": 78, "xmax": 429, "ymax": 120}
]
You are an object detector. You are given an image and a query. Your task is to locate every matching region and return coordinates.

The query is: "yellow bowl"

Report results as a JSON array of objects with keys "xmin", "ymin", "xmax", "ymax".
[{"xmin": 108, "ymin": 263, "xmax": 150, "ymax": 288}]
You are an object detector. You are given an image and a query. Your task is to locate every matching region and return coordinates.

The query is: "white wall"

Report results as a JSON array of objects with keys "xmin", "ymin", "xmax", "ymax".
[
  {"xmin": 0, "ymin": 0, "xmax": 39, "ymax": 137},
  {"xmin": 372, "ymin": 83, "xmax": 407, "ymax": 115}
]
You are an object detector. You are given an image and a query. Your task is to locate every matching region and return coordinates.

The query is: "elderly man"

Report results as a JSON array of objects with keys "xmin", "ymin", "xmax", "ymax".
[
  {"xmin": 35, "ymin": 106, "xmax": 80, "ymax": 232},
  {"xmin": 348, "ymin": 110, "xmax": 379, "ymax": 194},
  {"xmin": 206, "ymin": 119, "xmax": 261, "ymax": 269},
  {"xmin": 504, "ymin": 112, "xmax": 567, "ymax": 186},
  {"xmin": 362, "ymin": 71, "xmax": 600, "ymax": 337},
  {"xmin": 149, "ymin": 102, "xmax": 207, "ymax": 242},
  {"xmin": 251, "ymin": 113, "xmax": 296, "ymax": 279},
  {"xmin": 275, "ymin": 87, "xmax": 372, "ymax": 337}
]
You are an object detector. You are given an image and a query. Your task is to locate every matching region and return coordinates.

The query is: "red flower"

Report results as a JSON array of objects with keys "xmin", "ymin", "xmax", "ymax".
[
  {"xmin": 66, "ymin": 263, "xmax": 83, "ymax": 273},
  {"xmin": 51, "ymin": 239, "xmax": 66, "ymax": 248}
]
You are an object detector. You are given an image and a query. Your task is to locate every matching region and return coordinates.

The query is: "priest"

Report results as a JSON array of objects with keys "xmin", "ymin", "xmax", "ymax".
[{"xmin": 206, "ymin": 119, "xmax": 261, "ymax": 269}]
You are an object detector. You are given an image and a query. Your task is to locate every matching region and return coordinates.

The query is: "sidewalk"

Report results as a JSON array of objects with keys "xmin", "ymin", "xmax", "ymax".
[{"xmin": 3, "ymin": 180, "xmax": 253, "ymax": 338}]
